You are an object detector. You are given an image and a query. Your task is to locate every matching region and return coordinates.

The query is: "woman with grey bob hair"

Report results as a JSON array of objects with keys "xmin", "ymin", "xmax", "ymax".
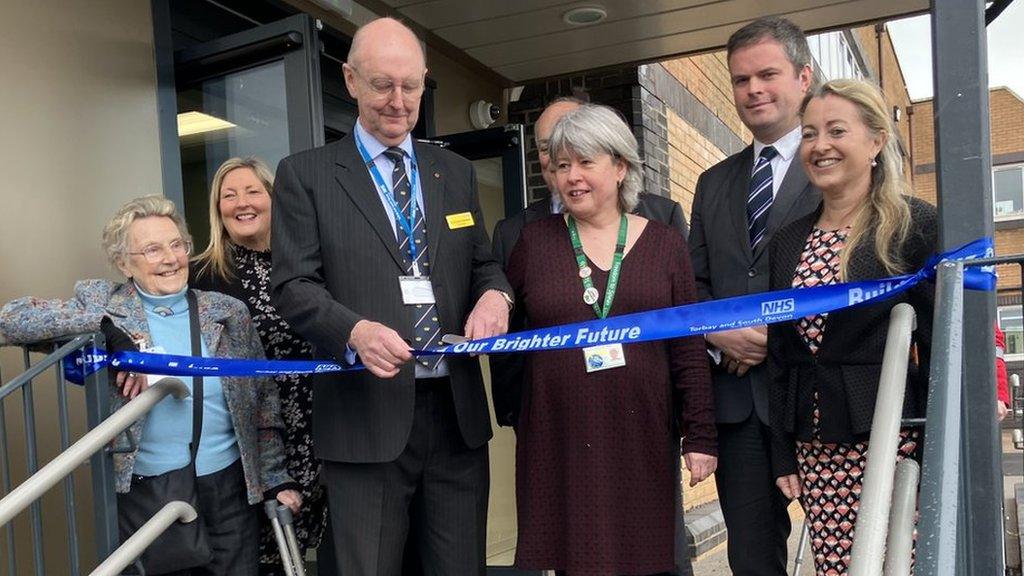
[
  {"xmin": 546, "ymin": 103, "xmax": 644, "ymax": 212},
  {"xmin": 500, "ymin": 104, "xmax": 717, "ymax": 574},
  {"xmin": 0, "ymin": 194, "xmax": 300, "ymax": 575}
]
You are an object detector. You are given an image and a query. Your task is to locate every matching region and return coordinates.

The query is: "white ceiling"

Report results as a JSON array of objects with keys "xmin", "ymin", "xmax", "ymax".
[{"xmin": 372, "ymin": 0, "xmax": 929, "ymax": 83}]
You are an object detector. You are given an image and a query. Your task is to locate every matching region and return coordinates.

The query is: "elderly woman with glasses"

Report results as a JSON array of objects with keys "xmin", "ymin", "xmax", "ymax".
[
  {"xmin": 501, "ymin": 104, "xmax": 717, "ymax": 576},
  {"xmin": 0, "ymin": 195, "xmax": 300, "ymax": 575}
]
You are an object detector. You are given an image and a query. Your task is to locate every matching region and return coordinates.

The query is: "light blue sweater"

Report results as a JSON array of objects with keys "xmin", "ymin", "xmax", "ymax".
[{"xmin": 131, "ymin": 285, "xmax": 241, "ymax": 477}]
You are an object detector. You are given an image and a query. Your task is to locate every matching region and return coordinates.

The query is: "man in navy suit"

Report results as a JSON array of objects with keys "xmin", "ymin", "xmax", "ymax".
[{"xmin": 688, "ymin": 17, "xmax": 820, "ymax": 575}]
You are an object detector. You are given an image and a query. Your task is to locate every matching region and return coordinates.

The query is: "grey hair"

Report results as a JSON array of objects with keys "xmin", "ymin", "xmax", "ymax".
[
  {"xmin": 727, "ymin": 16, "xmax": 812, "ymax": 73},
  {"xmin": 102, "ymin": 195, "xmax": 190, "ymax": 269},
  {"xmin": 547, "ymin": 104, "xmax": 643, "ymax": 213}
]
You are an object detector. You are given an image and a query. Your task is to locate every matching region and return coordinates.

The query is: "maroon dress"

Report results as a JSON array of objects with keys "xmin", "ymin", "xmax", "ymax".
[{"xmin": 506, "ymin": 215, "xmax": 716, "ymax": 575}]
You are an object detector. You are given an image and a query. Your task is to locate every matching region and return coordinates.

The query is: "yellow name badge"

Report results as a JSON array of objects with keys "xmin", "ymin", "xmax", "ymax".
[{"xmin": 446, "ymin": 212, "xmax": 475, "ymax": 229}]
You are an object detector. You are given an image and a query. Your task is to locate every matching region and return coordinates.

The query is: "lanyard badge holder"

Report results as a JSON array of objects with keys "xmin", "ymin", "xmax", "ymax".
[
  {"xmin": 355, "ymin": 133, "xmax": 436, "ymax": 306},
  {"xmin": 568, "ymin": 214, "xmax": 628, "ymax": 372}
]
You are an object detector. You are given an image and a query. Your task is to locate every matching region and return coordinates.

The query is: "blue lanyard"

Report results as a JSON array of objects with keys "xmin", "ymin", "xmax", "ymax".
[{"xmin": 354, "ymin": 131, "xmax": 423, "ymax": 272}]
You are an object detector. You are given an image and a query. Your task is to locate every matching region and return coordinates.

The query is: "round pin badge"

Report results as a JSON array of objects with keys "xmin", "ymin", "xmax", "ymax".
[
  {"xmin": 578, "ymin": 266, "xmax": 592, "ymax": 279},
  {"xmin": 583, "ymin": 287, "xmax": 600, "ymax": 305}
]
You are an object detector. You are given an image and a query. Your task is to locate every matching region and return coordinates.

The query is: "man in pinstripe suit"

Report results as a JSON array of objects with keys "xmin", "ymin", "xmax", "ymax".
[{"xmin": 270, "ymin": 17, "xmax": 513, "ymax": 576}]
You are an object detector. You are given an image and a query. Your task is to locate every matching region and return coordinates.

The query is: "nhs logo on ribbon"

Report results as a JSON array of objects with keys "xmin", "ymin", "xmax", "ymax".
[{"xmin": 761, "ymin": 298, "xmax": 795, "ymax": 315}]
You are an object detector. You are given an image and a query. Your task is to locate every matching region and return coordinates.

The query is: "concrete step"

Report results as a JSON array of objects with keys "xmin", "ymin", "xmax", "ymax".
[{"xmin": 685, "ymin": 500, "xmax": 728, "ymax": 559}]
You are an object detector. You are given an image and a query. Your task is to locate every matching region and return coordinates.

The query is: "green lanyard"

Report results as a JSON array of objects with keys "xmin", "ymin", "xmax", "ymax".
[{"xmin": 567, "ymin": 213, "xmax": 628, "ymax": 319}]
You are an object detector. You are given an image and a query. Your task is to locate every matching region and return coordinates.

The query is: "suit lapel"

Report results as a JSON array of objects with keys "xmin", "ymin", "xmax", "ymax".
[
  {"xmin": 415, "ymin": 143, "xmax": 447, "ymax": 269},
  {"xmin": 753, "ymin": 161, "xmax": 812, "ymax": 262},
  {"xmin": 334, "ymin": 135, "xmax": 406, "ymax": 272},
  {"xmin": 524, "ymin": 198, "xmax": 551, "ymax": 223},
  {"xmin": 728, "ymin": 146, "xmax": 755, "ymax": 261}
]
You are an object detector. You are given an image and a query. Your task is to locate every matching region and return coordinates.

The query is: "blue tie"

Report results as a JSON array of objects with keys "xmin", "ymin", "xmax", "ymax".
[
  {"xmin": 747, "ymin": 146, "xmax": 778, "ymax": 249},
  {"xmin": 383, "ymin": 147, "xmax": 442, "ymax": 370}
]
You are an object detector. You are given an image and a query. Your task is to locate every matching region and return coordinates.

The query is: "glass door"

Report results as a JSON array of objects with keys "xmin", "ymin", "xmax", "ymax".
[{"xmin": 173, "ymin": 13, "xmax": 323, "ymax": 248}]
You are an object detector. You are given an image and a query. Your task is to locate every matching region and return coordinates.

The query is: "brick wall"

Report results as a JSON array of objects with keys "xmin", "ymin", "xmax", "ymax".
[{"xmin": 853, "ymin": 25, "xmax": 913, "ymax": 170}]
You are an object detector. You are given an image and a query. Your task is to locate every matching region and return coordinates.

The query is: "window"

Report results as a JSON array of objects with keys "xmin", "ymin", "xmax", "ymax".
[
  {"xmin": 994, "ymin": 165, "xmax": 1024, "ymax": 218},
  {"xmin": 999, "ymin": 305, "xmax": 1024, "ymax": 360},
  {"xmin": 808, "ymin": 31, "xmax": 866, "ymax": 82}
]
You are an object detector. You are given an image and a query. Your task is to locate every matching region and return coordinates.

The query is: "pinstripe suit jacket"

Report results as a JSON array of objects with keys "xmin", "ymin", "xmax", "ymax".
[{"xmin": 270, "ymin": 132, "xmax": 512, "ymax": 464}]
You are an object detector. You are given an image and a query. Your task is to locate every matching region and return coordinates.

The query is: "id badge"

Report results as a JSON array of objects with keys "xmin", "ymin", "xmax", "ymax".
[
  {"xmin": 399, "ymin": 276, "xmax": 436, "ymax": 305},
  {"xmin": 583, "ymin": 343, "xmax": 626, "ymax": 373}
]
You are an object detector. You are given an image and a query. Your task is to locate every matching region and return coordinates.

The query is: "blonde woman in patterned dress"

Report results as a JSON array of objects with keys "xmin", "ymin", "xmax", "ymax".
[
  {"xmin": 191, "ymin": 157, "xmax": 329, "ymax": 575},
  {"xmin": 766, "ymin": 79, "xmax": 937, "ymax": 575}
]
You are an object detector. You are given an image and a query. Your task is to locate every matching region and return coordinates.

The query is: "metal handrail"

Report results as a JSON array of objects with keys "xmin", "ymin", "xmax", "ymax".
[
  {"xmin": 883, "ymin": 458, "xmax": 920, "ymax": 576},
  {"xmin": 89, "ymin": 501, "xmax": 198, "ymax": 576},
  {"xmin": 0, "ymin": 377, "xmax": 190, "ymax": 526},
  {"xmin": 0, "ymin": 336, "xmax": 92, "ymax": 401},
  {"xmin": 848, "ymin": 302, "xmax": 917, "ymax": 576}
]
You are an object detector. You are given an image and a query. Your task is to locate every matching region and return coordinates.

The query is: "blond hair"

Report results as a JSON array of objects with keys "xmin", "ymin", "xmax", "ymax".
[
  {"xmin": 801, "ymin": 79, "xmax": 912, "ymax": 279},
  {"xmin": 191, "ymin": 157, "xmax": 275, "ymax": 282},
  {"xmin": 102, "ymin": 195, "xmax": 190, "ymax": 270}
]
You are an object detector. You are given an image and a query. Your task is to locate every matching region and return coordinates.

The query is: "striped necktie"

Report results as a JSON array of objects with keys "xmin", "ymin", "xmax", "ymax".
[
  {"xmin": 383, "ymin": 147, "xmax": 443, "ymax": 370},
  {"xmin": 747, "ymin": 145, "xmax": 779, "ymax": 249}
]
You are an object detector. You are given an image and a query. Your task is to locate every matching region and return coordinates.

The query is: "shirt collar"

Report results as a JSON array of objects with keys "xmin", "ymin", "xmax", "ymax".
[
  {"xmin": 753, "ymin": 124, "xmax": 802, "ymax": 163},
  {"xmin": 355, "ymin": 118, "xmax": 414, "ymax": 162},
  {"xmin": 135, "ymin": 283, "xmax": 189, "ymax": 317},
  {"xmin": 549, "ymin": 193, "xmax": 563, "ymax": 214}
]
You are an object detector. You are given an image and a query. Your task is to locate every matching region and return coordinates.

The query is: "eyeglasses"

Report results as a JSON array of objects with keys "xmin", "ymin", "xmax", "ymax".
[
  {"xmin": 127, "ymin": 239, "xmax": 192, "ymax": 263},
  {"xmin": 347, "ymin": 65, "xmax": 425, "ymax": 102}
]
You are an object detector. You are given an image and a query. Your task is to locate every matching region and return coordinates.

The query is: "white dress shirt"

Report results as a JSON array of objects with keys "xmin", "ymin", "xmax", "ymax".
[{"xmin": 752, "ymin": 124, "xmax": 802, "ymax": 199}]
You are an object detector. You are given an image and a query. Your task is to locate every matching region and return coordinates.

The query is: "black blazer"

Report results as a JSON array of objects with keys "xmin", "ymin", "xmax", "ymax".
[
  {"xmin": 488, "ymin": 192, "xmax": 688, "ymax": 426},
  {"xmin": 766, "ymin": 196, "xmax": 937, "ymax": 478},
  {"xmin": 689, "ymin": 146, "xmax": 820, "ymax": 425},
  {"xmin": 270, "ymin": 132, "xmax": 512, "ymax": 463}
]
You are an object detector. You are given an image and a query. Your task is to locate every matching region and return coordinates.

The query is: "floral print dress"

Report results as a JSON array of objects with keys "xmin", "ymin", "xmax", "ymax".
[{"xmin": 193, "ymin": 245, "xmax": 326, "ymax": 570}]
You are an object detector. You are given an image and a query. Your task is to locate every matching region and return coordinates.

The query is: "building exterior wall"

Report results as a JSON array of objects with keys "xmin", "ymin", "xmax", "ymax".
[
  {"xmin": 0, "ymin": 1, "xmax": 163, "ymax": 573},
  {"xmin": 853, "ymin": 26, "xmax": 914, "ymax": 162},
  {"xmin": 911, "ymin": 89, "xmax": 1024, "ymax": 293},
  {"xmin": 911, "ymin": 88, "xmax": 1024, "ymax": 377}
]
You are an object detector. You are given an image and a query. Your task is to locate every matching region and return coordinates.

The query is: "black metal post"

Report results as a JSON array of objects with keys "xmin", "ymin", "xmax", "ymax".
[
  {"xmin": 930, "ymin": 1, "xmax": 1002, "ymax": 574},
  {"xmin": 84, "ymin": 334, "xmax": 119, "ymax": 564}
]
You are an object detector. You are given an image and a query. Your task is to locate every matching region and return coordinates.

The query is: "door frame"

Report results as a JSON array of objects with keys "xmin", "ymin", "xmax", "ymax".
[
  {"xmin": 150, "ymin": 0, "xmax": 323, "ymax": 212},
  {"xmin": 432, "ymin": 124, "xmax": 529, "ymax": 218}
]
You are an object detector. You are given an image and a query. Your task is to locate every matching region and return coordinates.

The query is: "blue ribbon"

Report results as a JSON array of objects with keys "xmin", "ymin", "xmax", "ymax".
[{"xmin": 62, "ymin": 238, "xmax": 995, "ymax": 384}]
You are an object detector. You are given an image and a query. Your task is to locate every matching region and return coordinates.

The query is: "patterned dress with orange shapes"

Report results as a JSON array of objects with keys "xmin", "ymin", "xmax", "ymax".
[{"xmin": 791, "ymin": 227, "xmax": 919, "ymax": 576}]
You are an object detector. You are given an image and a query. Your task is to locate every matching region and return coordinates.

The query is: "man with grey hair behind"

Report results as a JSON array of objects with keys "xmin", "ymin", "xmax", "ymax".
[
  {"xmin": 688, "ymin": 16, "xmax": 820, "ymax": 575},
  {"xmin": 271, "ymin": 17, "xmax": 513, "ymax": 575}
]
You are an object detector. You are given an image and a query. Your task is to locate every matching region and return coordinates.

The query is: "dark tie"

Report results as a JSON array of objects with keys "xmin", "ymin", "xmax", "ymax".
[
  {"xmin": 747, "ymin": 145, "xmax": 779, "ymax": 249},
  {"xmin": 383, "ymin": 147, "xmax": 442, "ymax": 370}
]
